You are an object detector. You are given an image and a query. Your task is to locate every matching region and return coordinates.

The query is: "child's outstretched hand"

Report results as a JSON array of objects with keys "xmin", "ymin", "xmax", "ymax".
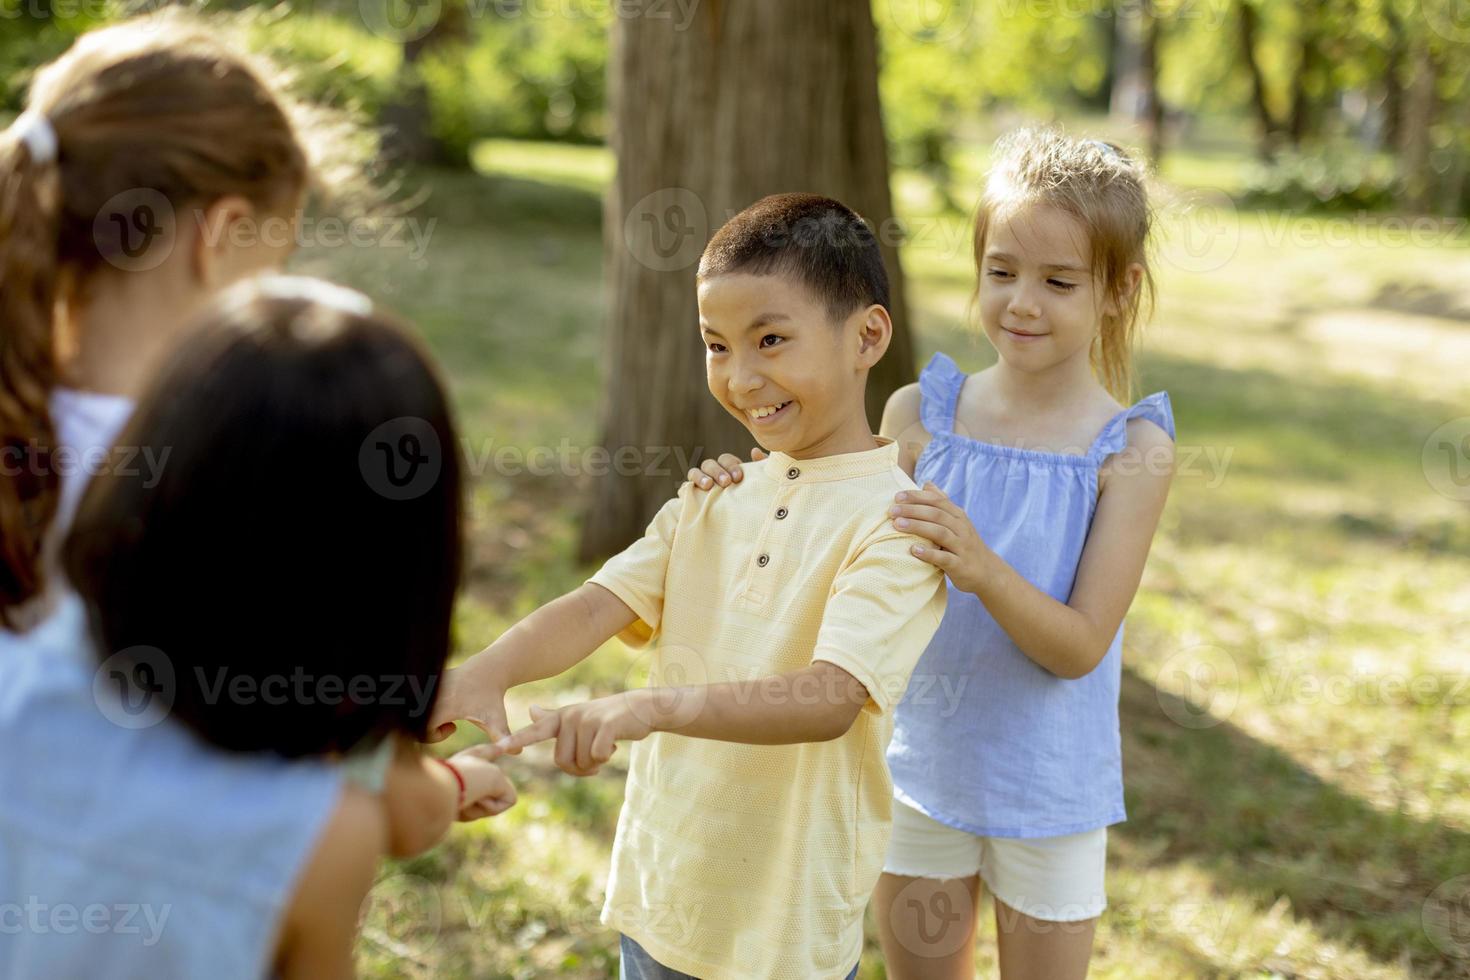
[
  {"xmin": 447, "ymin": 744, "xmax": 518, "ymax": 821},
  {"xmin": 686, "ymin": 447, "xmax": 766, "ymax": 490},
  {"xmin": 890, "ymin": 482, "xmax": 992, "ymax": 595},
  {"xmin": 492, "ymin": 695, "xmax": 655, "ymax": 777},
  {"xmin": 425, "ymin": 664, "xmax": 511, "ymax": 745}
]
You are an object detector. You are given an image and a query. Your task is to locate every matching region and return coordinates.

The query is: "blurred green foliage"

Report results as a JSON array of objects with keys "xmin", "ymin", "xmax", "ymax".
[{"xmin": 3, "ymin": 0, "xmax": 1470, "ymax": 212}]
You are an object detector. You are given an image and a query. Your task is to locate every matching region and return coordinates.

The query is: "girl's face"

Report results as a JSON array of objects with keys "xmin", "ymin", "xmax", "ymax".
[{"xmin": 977, "ymin": 202, "xmax": 1115, "ymax": 377}]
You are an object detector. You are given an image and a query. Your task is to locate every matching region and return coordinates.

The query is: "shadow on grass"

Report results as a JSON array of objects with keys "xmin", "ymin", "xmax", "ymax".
[
  {"xmin": 1119, "ymin": 669, "xmax": 1469, "ymax": 978},
  {"xmin": 1366, "ymin": 283, "xmax": 1470, "ymax": 325},
  {"xmin": 1137, "ymin": 350, "xmax": 1460, "ymax": 485}
]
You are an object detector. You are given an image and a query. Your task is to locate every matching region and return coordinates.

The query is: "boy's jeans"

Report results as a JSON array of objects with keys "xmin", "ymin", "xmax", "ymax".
[{"xmin": 619, "ymin": 934, "xmax": 860, "ymax": 980}]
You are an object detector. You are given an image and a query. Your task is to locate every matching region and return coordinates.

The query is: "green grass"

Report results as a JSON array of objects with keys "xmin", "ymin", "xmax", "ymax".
[{"xmin": 295, "ymin": 136, "xmax": 1470, "ymax": 979}]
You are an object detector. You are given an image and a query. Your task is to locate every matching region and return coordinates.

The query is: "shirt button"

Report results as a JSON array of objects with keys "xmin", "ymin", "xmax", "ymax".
[
  {"xmin": 775, "ymin": 507, "xmax": 788, "ymax": 520},
  {"xmin": 786, "ymin": 467, "xmax": 800, "ymax": 480},
  {"xmin": 757, "ymin": 554, "xmax": 770, "ymax": 567}
]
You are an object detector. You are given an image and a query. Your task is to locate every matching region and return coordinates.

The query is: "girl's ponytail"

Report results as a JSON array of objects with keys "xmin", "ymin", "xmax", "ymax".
[{"xmin": 0, "ymin": 113, "xmax": 64, "ymax": 627}]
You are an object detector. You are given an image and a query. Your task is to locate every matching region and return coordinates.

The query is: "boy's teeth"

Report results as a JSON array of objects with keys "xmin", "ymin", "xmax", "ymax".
[{"xmin": 749, "ymin": 402, "xmax": 789, "ymax": 419}]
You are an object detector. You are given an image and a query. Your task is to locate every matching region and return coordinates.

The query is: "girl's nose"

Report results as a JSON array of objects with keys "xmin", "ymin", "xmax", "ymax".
[{"xmin": 1007, "ymin": 285, "xmax": 1042, "ymax": 319}]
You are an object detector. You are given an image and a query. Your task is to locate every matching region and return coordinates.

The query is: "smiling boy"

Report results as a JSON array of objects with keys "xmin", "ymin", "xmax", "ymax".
[{"xmin": 431, "ymin": 194, "xmax": 946, "ymax": 980}]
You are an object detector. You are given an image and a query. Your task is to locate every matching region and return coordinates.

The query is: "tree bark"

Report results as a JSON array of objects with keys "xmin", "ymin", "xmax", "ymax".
[
  {"xmin": 1140, "ymin": 0, "xmax": 1165, "ymax": 167},
  {"xmin": 1236, "ymin": 0, "xmax": 1281, "ymax": 161},
  {"xmin": 578, "ymin": 0, "xmax": 914, "ymax": 561},
  {"xmin": 1398, "ymin": 35, "xmax": 1437, "ymax": 212},
  {"xmin": 1287, "ymin": 0, "xmax": 1324, "ymax": 147}
]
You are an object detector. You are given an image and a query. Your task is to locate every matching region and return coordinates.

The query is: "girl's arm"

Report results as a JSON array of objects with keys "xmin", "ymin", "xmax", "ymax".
[
  {"xmin": 381, "ymin": 736, "xmax": 458, "ymax": 857},
  {"xmin": 275, "ymin": 784, "xmax": 386, "ymax": 980},
  {"xmin": 893, "ymin": 417, "xmax": 1174, "ymax": 679}
]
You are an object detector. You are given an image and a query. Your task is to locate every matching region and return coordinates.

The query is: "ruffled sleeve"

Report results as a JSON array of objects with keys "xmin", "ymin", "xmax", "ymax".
[
  {"xmin": 918, "ymin": 352, "xmax": 966, "ymax": 435},
  {"xmin": 1087, "ymin": 391, "xmax": 1175, "ymax": 462}
]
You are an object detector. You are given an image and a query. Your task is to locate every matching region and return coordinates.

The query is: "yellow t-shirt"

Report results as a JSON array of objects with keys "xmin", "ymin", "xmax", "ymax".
[{"xmin": 590, "ymin": 438, "xmax": 947, "ymax": 980}]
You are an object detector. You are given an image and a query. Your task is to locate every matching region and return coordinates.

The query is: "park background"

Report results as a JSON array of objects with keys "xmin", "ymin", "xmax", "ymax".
[{"xmin": 4, "ymin": 1, "xmax": 1469, "ymax": 977}]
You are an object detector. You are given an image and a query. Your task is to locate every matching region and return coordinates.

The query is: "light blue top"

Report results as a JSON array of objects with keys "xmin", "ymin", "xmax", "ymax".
[
  {"xmin": 887, "ymin": 352, "xmax": 1175, "ymax": 838},
  {"xmin": 0, "ymin": 594, "xmax": 344, "ymax": 979}
]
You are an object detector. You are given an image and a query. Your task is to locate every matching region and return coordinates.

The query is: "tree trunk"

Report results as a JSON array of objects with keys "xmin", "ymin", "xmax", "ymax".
[
  {"xmin": 578, "ymin": 0, "xmax": 914, "ymax": 561},
  {"xmin": 1141, "ymin": 0, "xmax": 1165, "ymax": 167},
  {"xmin": 1287, "ymin": 0, "xmax": 1323, "ymax": 147},
  {"xmin": 1398, "ymin": 36, "xmax": 1437, "ymax": 212},
  {"xmin": 1381, "ymin": 5, "xmax": 1404, "ymax": 151},
  {"xmin": 1236, "ymin": 0, "xmax": 1281, "ymax": 161},
  {"xmin": 381, "ymin": 2, "xmax": 471, "ymax": 166}
]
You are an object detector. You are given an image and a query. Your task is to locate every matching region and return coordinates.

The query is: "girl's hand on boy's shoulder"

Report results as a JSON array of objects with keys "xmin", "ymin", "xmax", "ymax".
[
  {"xmin": 491, "ymin": 694, "xmax": 655, "ymax": 777},
  {"xmin": 890, "ymin": 482, "xmax": 992, "ymax": 595},
  {"xmin": 687, "ymin": 448, "xmax": 766, "ymax": 491}
]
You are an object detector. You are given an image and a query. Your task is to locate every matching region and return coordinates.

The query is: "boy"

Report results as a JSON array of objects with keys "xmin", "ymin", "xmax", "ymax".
[{"xmin": 431, "ymin": 194, "xmax": 946, "ymax": 980}]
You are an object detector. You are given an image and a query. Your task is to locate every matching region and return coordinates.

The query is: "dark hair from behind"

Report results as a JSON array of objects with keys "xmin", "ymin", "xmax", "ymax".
[
  {"xmin": 63, "ymin": 280, "xmax": 463, "ymax": 758},
  {"xmin": 697, "ymin": 193, "xmax": 890, "ymax": 323}
]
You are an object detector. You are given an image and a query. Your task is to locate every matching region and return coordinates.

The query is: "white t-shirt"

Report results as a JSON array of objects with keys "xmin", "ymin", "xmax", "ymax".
[{"xmin": 5, "ymin": 386, "xmax": 135, "ymax": 632}]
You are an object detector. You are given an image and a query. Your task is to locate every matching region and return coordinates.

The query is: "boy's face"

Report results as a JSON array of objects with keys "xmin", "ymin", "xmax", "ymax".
[{"xmin": 698, "ymin": 272, "xmax": 885, "ymax": 459}]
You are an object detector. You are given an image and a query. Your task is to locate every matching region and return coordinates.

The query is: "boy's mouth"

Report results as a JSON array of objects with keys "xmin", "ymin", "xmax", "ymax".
[{"xmin": 745, "ymin": 400, "xmax": 793, "ymax": 425}]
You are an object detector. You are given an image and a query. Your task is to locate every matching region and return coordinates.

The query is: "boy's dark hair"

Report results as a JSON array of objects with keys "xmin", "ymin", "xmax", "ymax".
[
  {"xmin": 697, "ymin": 193, "xmax": 890, "ymax": 322},
  {"xmin": 64, "ymin": 284, "xmax": 463, "ymax": 758}
]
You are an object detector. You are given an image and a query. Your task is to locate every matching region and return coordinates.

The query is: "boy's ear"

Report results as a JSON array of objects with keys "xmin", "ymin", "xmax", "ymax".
[{"xmin": 853, "ymin": 304, "xmax": 892, "ymax": 369}]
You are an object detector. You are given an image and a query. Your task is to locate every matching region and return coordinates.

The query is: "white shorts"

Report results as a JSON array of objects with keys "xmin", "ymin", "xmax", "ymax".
[{"xmin": 882, "ymin": 797, "xmax": 1108, "ymax": 922}]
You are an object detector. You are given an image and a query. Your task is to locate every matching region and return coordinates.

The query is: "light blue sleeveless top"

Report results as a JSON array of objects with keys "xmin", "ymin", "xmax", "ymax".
[
  {"xmin": 888, "ymin": 352, "xmax": 1175, "ymax": 838},
  {"xmin": 0, "ymin": 595, "xmax": 344, "ymax": 979}
]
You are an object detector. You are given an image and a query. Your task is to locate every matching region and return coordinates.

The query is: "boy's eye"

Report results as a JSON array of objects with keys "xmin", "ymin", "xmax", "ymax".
[
  {"xmin": 706, "ymin": 342, "xmax": 726, "ymax": 353},
  {"xmin": 759, "ymin": 334, "xmax": 783, "ymax": 348}
]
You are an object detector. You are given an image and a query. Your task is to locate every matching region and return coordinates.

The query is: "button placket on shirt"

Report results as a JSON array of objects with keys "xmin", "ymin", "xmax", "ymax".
[{"xmin": 752, "ymin": 466, "xmax": 800, "ymax": 581}]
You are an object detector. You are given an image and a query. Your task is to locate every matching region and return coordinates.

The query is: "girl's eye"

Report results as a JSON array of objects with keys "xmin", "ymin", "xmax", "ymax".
[
  {"xmin": 706, "ymin": 342, "xmax": 726, "ymax": 354},
  {"xmin": 986, "ymin": 269, "xmax": 1012, "ymax": 280},
  {"xmin": 1048, "ymin": 279, "xmax": 1078, "ymax": 292},
  {"xmin": 759, "ymin": 334, "xmax": 783, "ymax": 348}
]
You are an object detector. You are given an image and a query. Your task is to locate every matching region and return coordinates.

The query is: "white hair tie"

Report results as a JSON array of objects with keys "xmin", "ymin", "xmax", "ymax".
[
  {"xmin": 10, "ymin": 110, "xmax": 58, "ymax": 166},
  {"xmin": 250, "ymin": 274, "xmax": 375, "ymax": 317}
]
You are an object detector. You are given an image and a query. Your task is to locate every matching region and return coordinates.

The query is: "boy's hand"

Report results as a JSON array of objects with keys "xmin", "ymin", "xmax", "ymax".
[
  {"xmin": 425, "ymin": 664, "xmax": 511, "ymax": 745},
  {"xmin": 447, "ymin": 745, "xmax": 517, "ymax": 820},
  {"xmin": 493, "ymin": 694, "xmax": 655, "ymax": 777},
  {"xmin": 890, "ymin": 482, "xmax": 992, "ymax": 595},
  {"xmin": 686, "ymin": 447, "xmax": 766, "ymax": 491}
]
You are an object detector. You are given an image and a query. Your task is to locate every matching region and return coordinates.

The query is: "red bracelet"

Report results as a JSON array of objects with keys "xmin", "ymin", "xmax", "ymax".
[{"xmin": 433, "ymin": 757, "xmax": 465, "ymax": 809}]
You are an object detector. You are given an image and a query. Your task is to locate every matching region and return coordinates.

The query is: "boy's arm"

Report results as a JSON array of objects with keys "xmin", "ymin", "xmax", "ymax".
[
  {"xmin": 433, "ymin": 487, "xmax": 684, "ymax": 745},
  {"xmin": 496, "ymin": 660, "xmax": 872, "ymax": 774},
  {"xmin": 496, "ymin": 527, "xmax": 947, "ymax": 775},
  {"xmin": 428, "ymin": 582, "xmax": 638, "ymax": 741}
]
